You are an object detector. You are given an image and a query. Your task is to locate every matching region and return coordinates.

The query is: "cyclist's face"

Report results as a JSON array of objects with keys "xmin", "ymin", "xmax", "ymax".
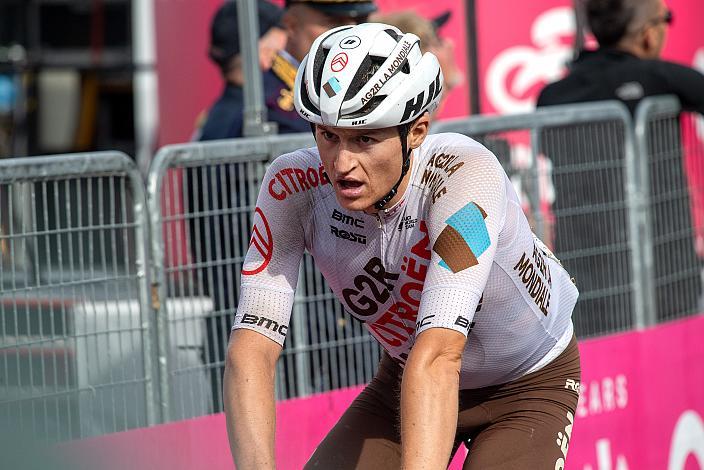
[{"xmin": 315, "ymin": 125, "xmax": 405, "ymax": 213}]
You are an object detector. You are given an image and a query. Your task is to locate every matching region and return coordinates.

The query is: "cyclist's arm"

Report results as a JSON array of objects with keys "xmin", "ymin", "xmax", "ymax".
[
  {"xmin": 400, "ymin": 328, "xmax": 466, "ymax": 470},
  {"xmin": 224, "ymin": 152, "xmax": 311, "ymax": 468},
  {"xmin": 400, "ymin": 138, "xmax": 508, "ymax": 468},
  {"xmin": 224, "ymin": 329, "xmax": 281, "ymax": 470}
]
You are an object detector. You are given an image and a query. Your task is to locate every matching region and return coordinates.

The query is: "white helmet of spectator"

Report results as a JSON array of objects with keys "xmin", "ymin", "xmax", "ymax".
[{"xmin": 294, "ymin": 22, "xmax": 443, "ymax": 129}]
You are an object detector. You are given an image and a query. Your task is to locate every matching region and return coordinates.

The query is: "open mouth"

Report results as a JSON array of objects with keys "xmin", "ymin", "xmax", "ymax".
[{"xmin": 338, "ymin": 179, "xmax": 363, "ymax": 190}]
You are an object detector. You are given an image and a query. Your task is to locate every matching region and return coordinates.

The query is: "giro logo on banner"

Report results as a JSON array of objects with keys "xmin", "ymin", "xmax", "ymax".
[
  {"xmin": 331, "ymin": 53, "xmax": 349, "ymax": 72},
  {"xmin": 242, "ymin": 207, "xmax": 273, "ymax": 276},
  {"xmin": 339, "ymin": 36, "xmax": 361, "ymax": 50},
  {"xmin": 485, "ymin": 7, "xmax": 575, "ymax": 113}
]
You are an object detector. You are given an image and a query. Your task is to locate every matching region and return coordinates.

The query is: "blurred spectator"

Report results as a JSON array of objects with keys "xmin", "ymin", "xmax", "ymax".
[
  {"xmin": 266, "ymin": 0, "xmax": 378, "ymax": 133},
  {"xmin": 371, "ymin": 10, "xmax": 464, "ymax": 117},
  {"xmin": 196, "ymin": 0, "xmax": 286, "ymax": 140},
  {"xmin": 537, "ymin": 0, "xmax": 704, "ymax": 327},
  {"xmin": 538, "ymin": 0, "xmax": 704, "ymax": 115}
]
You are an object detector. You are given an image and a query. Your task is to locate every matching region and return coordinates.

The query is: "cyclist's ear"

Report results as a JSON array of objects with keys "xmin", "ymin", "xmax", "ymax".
[{"xmin": 408, "ymin": 112, "xmax": 430, "ymax": 150}]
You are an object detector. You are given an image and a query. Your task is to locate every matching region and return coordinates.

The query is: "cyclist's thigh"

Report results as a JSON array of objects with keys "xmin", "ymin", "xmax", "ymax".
[
  {"xmin": 305, "ymin": 356, "xmax": 402, "ymax": 470},
  {"xmin": 462, "ymin": 408, "xmax": 575, "ymax": 470},
  {"xmin": 461, "ymin": 336, "xmax": 580, "ymax": 469}
]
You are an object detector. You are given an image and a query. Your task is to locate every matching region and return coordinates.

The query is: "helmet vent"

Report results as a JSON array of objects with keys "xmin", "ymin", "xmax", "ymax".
[
  {"xmin": 299, "ymin": 69, "xmax": 321, "ymax": 116},
  {"xmin": 384, "ymin": 29, "xmax": 401, "ymax": 41},
  {"xmin": 343, "ymin": 55, "xmax": 384, "ymax": 101},
  {"xmin": 313, "ymin": 47, "xmax": 331, "ymax": 92},
  {"xmin": 342, "ymin": 96, "xmax": 385, "ymax": 119}
]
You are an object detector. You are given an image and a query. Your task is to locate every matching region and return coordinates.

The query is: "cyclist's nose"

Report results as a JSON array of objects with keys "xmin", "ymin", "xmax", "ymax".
[{"xmin": 334, "ymin": 142, "xmax": 358, "ymax": 174}]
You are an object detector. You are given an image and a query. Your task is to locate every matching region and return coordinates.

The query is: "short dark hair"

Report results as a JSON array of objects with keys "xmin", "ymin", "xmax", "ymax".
[{"xmin": 585, "ymin": 0, "xmax": 637, "ymax": 47}]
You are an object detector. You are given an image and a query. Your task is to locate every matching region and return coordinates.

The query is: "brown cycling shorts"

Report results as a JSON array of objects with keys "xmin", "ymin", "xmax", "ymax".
[{"xmin": 305, "ymin": 335, "xmax": 581, "ymax": 469}]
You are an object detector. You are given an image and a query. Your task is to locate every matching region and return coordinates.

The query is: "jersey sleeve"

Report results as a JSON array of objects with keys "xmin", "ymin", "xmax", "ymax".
[
  {"xmin": 416, "ymin": 137, "xmax": 508, "ymax": 337},
  {"xmin": 232, "ymin": 152, "xmax": 310, "ymax": 346}
]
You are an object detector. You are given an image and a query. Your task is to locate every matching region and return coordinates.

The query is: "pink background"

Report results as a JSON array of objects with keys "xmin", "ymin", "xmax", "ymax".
[
  {"xmin": 60, "ymin": 315, "xmax": 704, "ymax": 469},
  {"xmin": 476, "ymin": 0, "xmax": 704, "ymax": 115},
  {"xmin": 153, "ymin": 0, "xmax": 704, "ymax": 145}
]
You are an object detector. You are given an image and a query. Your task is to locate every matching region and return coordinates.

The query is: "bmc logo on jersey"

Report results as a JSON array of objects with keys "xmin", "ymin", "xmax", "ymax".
[
  {"xmin": 332, "ymin": 209, "xmax": 364, "ymax": 228},
  {"xmin": 401, "ymin": 69, "xmax": 442, "ymax": 122},
  {"xmin": 239, "ymin": 313, "xmax": 288, "ymax": 337}
]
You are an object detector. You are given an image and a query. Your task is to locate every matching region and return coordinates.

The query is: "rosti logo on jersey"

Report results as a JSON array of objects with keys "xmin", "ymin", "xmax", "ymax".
[
  {"xmin": 330, "ymin": 225, "xmax": 367, "ymax": 245},
  {"xmin": 433, "ymin": 202, "xmax": 490, "ymax": 274},
  {"xmin": 239, "ymin": 313, "xmax": 288, "ymax": 337},
  {"xmin": 268, "ymin": 165, "xmax": 330, "ymax": 201},
  {"xmin": 420, "ymin": 153, "xmax": 464, "ymax": 204},
  {"xmin": 368, "ymin": 222, "xmax": 431, "ymax": 348},
  {"xmin": 513, "ymin": 241, "xmax": 552, "ymax": 316},
  {"xmin": 242, "ymin": 207, "xmax": 273, "ymax": 276}
]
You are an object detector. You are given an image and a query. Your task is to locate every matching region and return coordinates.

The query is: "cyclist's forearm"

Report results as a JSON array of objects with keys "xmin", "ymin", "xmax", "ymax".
[
  {"xmin": 224, "ymin": 336, "xmax": 277, "ymax": 470},
  {"xmin": 399, "ymin": 345, "xmax": 460, "ymax": 469}
]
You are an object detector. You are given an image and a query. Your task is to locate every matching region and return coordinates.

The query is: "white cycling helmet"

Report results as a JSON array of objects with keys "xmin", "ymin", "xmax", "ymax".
[
  {"xmin": 294, "ymin": 23, "xmax": 443, "ymax": 209},
  {"xmin": 294, "ymin": 22, "xmax": 443, "ymax": 129}
]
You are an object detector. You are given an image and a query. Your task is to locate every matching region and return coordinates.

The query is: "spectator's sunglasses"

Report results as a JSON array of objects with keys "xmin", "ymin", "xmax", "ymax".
[{"xmin": 649, "ymin": 9, "xmax": 674, "ymax": 27}]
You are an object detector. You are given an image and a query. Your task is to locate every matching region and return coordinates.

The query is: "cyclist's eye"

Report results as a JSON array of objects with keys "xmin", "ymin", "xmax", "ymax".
[
  {"xmin": 321, "ymin": 130, "xmax": 336, "ymax": 141},
  {"xmin": 358, "ymin": 135, "xmax": 372, "ymax": 144}
]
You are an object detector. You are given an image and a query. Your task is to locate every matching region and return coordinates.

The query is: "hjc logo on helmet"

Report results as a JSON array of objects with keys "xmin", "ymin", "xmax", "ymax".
[{"xmin": 401, "ymin": 70, "xmax": 443, "ymax": 122}]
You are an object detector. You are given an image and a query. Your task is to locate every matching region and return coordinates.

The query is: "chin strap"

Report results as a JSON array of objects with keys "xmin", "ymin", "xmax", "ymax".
[{"xmin": 374, "ymin": 122, "xmax": 412, "ymax": 210}]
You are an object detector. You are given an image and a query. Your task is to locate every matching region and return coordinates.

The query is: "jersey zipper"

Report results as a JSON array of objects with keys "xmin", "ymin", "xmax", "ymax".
[{"xmin": 376, "ymin": 212, "xmax": 386, "ymax": 269}]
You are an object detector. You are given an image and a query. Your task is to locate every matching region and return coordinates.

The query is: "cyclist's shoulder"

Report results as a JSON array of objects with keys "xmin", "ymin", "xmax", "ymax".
[
  {"xmin": 266, "ymin": 146, "xmax": 333, "ymax": 202},
  {"xmin": 415, "ymin": 132, "xmax": 505, "ymax": 187},
  {"xmin": 418, "ymin": 132, "xmax": 499, "ymax": 165},
  {"xmin": 269, "ymin": 145, "xmax": 320, "ymax": 167}
]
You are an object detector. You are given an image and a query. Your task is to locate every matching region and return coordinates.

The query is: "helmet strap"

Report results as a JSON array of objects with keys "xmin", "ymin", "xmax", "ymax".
[{"xmin": 374, "ymin": 122, "xmax": 413, "ymax": 210}]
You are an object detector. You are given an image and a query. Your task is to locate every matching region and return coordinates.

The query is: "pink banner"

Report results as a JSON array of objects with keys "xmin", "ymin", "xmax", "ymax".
[
  {"xmin": 567, "ymin": 316, "xmax": 704, "ymax": 470},
  {"xmin": 154, "ymin": 0, "xmax": 224, "ymax": 146},
  {"xmin": 60, "ymin": 315, "xmax": 704, "ymax": 469},
  {"xmin": 476, "ymin": 0, "xmax": 704, "ymax": 115}
]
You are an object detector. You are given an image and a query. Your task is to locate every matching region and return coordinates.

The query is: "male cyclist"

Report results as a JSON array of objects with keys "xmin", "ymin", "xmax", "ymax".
[{"xmin": 224, "ymin": 23, "xmax": 581, "ymax": 469}]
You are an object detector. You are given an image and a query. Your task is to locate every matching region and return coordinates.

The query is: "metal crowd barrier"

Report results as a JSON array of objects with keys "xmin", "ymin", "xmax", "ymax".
[
  {"xmin": 0, "ymin": 152, "xmax": 154, "ymax": 442},
  {"xmin": 2, "ymin": 98, "xmax": 702, "ymax": 438},
  {"xmin": 146, "ymin": 134, "xmax": 382, "ymax": 422},
  {"xmin": 432, "ymin": 102, "xmax": 642, "ymax": 338},
  {"xmin": 635, "ymin": 97, "xmax": 704, "ymax": 326}
]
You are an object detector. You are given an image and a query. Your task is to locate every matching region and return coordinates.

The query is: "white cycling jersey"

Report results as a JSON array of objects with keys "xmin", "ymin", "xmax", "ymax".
[{"xmin": 234, "ymin": 132, "xmax": 578, "ymax": 389}]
